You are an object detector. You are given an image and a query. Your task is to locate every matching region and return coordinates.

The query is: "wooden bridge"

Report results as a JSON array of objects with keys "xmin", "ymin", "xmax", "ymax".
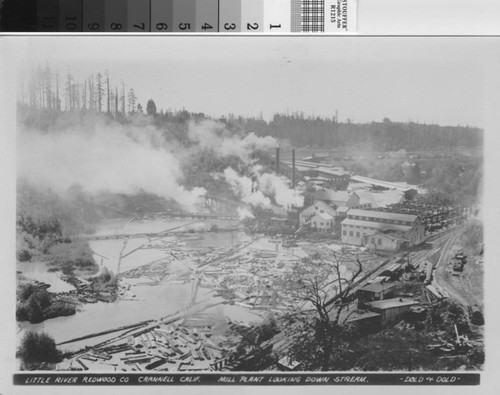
[{"xmin": 75, "ymin": 194, "xmax": 242, "ymax": 241}]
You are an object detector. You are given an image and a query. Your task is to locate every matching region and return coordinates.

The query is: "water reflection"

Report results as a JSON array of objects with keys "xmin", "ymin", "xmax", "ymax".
[{"xmin": 17, "ymin": 218, "xmax": 260, "ymax": 351}]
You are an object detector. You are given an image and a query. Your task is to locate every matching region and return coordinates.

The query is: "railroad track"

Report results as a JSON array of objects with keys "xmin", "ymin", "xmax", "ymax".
[{"xmin": 433, "ymin": 227, "xmax": 471, "ymax": 307}]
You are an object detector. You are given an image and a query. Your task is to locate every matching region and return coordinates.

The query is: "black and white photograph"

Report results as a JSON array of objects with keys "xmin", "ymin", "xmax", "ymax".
[{"xmin": 2, "ymin": 35, "xmax": 499, "ymax": 385}]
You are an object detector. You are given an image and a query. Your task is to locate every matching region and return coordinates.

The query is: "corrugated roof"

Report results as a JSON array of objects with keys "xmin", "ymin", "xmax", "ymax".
[
  {"xmin": 346, "ymin": 310, "xmax": 381, "ymax": 323},
  {"xmin": 375, "ymin": 231, "xmax": 410, "ymax": 242},
  {"xmin": 347, "ymin": 209, "xmax": 418, "ymax": 223},
  {"xmin": 329, "ymin": 303, "xmax": 382, "ymax": 324},
  {"xmin": 367, "ymin": 297, "xmax": 418, "ymax": 310},
  {"xmin": 341, "ymin": 218, "xmax": 413, "ymax": 233},
  {"xmin": 302, "ymin": 201, "xmax": 337, "ymax": 216},
  {"xmin": 358, "ymin": 190, "xmax": 404, "ymax": 208},
  {"xmin": 314, "ymin": 190, "xmax": 351, "ymax": 203},
  {"xmin": 313, "ymin": 212, "xmax": 334, "ymax": 220},
  {"xmin": 316, "ymin": 167, "xmax": 350, "ymax": 177},
  {"xmin": 358, "ymin": 282, "xmax": 397, "ymax": 293},
  {"xmin": 350, "ymin": 175, "xmax": 417, "ymax": 192}
]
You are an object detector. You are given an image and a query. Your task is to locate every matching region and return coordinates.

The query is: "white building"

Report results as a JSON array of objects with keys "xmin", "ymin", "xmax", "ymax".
[
  {"xmin": 341, "ymin": 209, "xmax": 425, "ymax": 248},
  {"xmin": 314, "ymin": 190, "xmax": 372, "ymax": 210},
  {"xmin": 311, "ymin": 212, "xmax": 334, "ymax": 232},
  {"xmin": 363, "ymin": 231, "xmax": 409, "ymax": 252},
  {"xmin": 354, "ymin": 189, "xmax": 404, "ymax": 209},
  {"xmin": 299, "ymin": 201, "xmax": 337, "ymax": 225}
]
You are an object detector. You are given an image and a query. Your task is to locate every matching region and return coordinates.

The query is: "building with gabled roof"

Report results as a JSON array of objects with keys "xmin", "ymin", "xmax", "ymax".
[
  {"xmin": 355, "ymin": 189, "xmax": 404, "ymax": 209},
  {"xmin": 341, "ymin": 209, "xmax": 425, "ymax": 248},
  {"xmin": 364, "ymin": 230, "xmax": 410, "ymax": 252},
  {"xmin": 365, "ymin": 297, "xmax": 419, "ymax": 326},
  {"xmin": 357, "ymin": 281, "xmax": 397, "ymax": 302},
  {"xmin": 299, "ymin": 201, "xmax": 337, "ymax": 225},
  {"xmin": 314, "ymin": 190, "xmax": 372, "ymax": 210},
  {"xmin": 347, "ymin": 209, "xmax": 418, "ymax": 223},
  {"xmin": 311, "ymin": 212, "xmax": 334, "ymax": 232}
]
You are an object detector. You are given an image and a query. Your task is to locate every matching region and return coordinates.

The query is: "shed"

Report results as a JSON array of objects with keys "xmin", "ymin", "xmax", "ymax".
[
  {"xmin": 366, "ymin": 297, "xmax": 419, "ymax": 326},
  {"xmin": 357, "ymin": 281, "xmax": 397, "ymax": 303},
  {"xmin": 330, "ymin": 304, "xmax": 382, "ymax": 334}
]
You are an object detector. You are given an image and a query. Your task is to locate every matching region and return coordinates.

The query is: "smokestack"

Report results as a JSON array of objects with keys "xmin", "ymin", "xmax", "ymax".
[
  {"xmin": 292, "ymin": 149, "xmax": 295, "ymax": 189},
  {"xmin": 276, "ymin": 147, "xmax": 280, "ymax": 173}
]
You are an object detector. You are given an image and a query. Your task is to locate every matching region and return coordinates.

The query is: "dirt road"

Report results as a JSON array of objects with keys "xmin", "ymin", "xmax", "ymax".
[{"xmin": 433, "ymin": 225, "xmax": 483, "ymax": 307}]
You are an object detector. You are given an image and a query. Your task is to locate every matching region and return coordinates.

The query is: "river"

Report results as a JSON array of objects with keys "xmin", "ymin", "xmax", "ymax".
[{"xmin": 17, "ymin": 217, "xmax": 265, "ymax": 353}]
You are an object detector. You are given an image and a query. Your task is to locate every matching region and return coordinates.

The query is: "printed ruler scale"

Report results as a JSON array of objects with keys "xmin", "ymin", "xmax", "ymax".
[{"xmin": 0, "ymin": 0, "xmax": 356, "ymax": 33}]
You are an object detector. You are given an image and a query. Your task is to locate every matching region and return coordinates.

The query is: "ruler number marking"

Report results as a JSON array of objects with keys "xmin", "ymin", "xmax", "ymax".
[
  {"xmin": 247, "ymin": 22, "xmax": 259, "ymax": 30},
  {"xmin": 202, "ymin": 23, "xmax": 213, "ymax": 31},
  {"xmin": 156, "ymin": 23, "xmax": 168, "ymax": 30},
  {"xmin": 179, "ymin": 23, "xmax": 191, "ymax": 31},
  {"xmin": 87, "ymin": 23, "xmax": 100, "ymax": 31},
  {"xmin": 224, "ymin": 23, "xmax": 236, "ymax": 31},
  {"xmin": 111, "ymin": 23, "xmax": 123, "ymax": 31},
  {"xmin": 133, "ymin": 22, "xmax": 146, "ymax": 31},
  {"xmin": 63, "ymin": 16, "xmax": 78, "ymax": 31}
]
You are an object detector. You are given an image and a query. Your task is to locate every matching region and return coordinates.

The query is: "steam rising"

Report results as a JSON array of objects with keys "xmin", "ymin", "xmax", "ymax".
[
  {"xmin": 188, "ymin": 121, "xmax": 278, "ymax": 163},
  {"xmin": 18, "ymin": 118, "xmax": 294, "ymax": 214},
  {"xmin": 258, "ymin": 172, "xmax": 304, "ymax": 208},
  {"xmin": 223, "ymin": 164, "xmax": 304, "ymax": 218},
  {"xmin": 223, "ymin": 168, "xmax": 271, "ymax": 208},
  {"xmin": 18, "ymin": 121, "xmax": 206, "ymax": 210}
]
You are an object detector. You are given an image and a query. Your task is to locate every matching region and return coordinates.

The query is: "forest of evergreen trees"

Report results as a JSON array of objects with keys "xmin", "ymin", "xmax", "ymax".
[
  {"xmin": 17, "ymin": 65, "xmax": 483, "ymax": 210},
  {"xmin": 237, "ymin": 114, "xmax": 482, "ymax": 151},
  {"xmin": 18, "ymin": 65, "xmax": 483, "ymax": 152}
]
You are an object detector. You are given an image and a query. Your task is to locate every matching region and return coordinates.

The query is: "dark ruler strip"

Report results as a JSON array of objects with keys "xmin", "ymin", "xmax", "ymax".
[
  {"xmin": 0, "ymin": 0, "xmax": 37, "ymax": 31},
  {"xmin": 151, "ymin": 0, "xmax": 174, "ymax": 32},
  {"xmin": 104, "ymin": 0, "xmax": 127, "ymax": 32},
  {"xmin": 37, "ymin": 0, "xmax": 59, "ymax": 32},
  {"xmin": 82, "ymin": 0, "xmax": 105, "ymax": 32},
  {"xmin": 60, "ymin": 0, "xmax": 83, "ymax": 32}
]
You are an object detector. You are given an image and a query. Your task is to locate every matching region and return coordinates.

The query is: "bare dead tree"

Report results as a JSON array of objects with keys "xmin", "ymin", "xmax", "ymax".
[
  {"xmin": 114, "ymin": 87, "xmax": 119, "ymax": 116},
  {"xmin": 285, "ymin": 248, "xmax": 363, "ymax": 326},
  {"xmin": 281, "ymin": 248, "xmax": 364, "ymax": 370},
  {"xmin": 105, "ymin": 70, "xmax": 110, "ymax": 113},
  {"xmin": 127, "ymin": 88, "xmax": 137, "ymax": 114},
  {"xmin": 121, "ymin": 81, "xmax": 126, "ymax": 115},
  {"xmin": 96, "ymin": 72, "xmax": 104, "ymax": 113},
  {"xmin": 65, "ymin": 71, "xmax": 73, "ymax": 111}
]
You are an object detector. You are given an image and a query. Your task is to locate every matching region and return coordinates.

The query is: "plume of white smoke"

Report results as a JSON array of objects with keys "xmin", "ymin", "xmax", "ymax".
[
  {"xmin": 18, "ymin": 117, "xmax": 284, "ymax": 214},
  {"xmin": 223, "ymin": 164, "xmax": 304, "ymax": 213},
  {"xmin": 257, "ymin": 172, "xmax": 304, "ymax": 209},
  {"xmin": 223, "ymin": 168, "xmax": 271, "ymax": 208},
  {"xmin": 187, "ymin": 121, "xmax": 277, "ymax": 163},
  {"xmin": 237, "ymin": 206, "xmax": 255, "ymax": 220},
  {"xmin": 18, "ymin": 121, "xmax": 206, "ymax": 211}
]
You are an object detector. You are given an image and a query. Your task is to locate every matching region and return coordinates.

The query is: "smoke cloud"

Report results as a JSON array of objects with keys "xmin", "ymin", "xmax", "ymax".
[
  {"xmin": 18, "ymin": 120, "xmax": 206, "ymax": 211},
  {"xmin": 223, "ymin": 164, "xmax": 304, "ymax": 214},
  {"xmin": 257, "ymin": 172, "xmax": 304, "ymax": 208},
  {"xmin": 223, "ymin": 168, "xmax": 271, "ymax": 208},
  {"xmin": 236, "ymin": 207, "xmax": 255, "ymax": 220},
  {"xmin": 187, "ymin": 121, "xmax": 278, "ymax": 163},
  {"xmin": 18, "ymin": 118, "xmax": 285, "ymax": 213}
]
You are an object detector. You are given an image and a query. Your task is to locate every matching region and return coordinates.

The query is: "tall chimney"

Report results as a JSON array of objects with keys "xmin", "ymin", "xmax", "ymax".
[
  {"xmin": 276, "ymin": 147, "xmax": 280, "ymax": 173},
  {"xmin": 292, "ymin": 149, "xmax": 296, "ymax": 189}
]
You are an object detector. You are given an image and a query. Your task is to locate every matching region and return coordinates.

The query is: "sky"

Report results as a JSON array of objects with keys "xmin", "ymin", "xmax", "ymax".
[{"xmin": 9, "ymin": 36, "xmax": 500, "ymax": 127}]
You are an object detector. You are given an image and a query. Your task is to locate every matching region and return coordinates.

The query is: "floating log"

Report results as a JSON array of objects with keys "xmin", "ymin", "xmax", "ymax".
[
  {"xmin": 145, "ymin": 358, "xmax": 167, "ymax": 370},
  {"xmin": 57, "ymin": 320, "xmax": 154, "ymax": 346},
  {"xmin": 76, "ymin": 358, "xmax": 89, "ymax": 371}
]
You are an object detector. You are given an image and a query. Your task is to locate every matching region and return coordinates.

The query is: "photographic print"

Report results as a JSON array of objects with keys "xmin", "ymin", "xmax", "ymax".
[{"xmin": 10, "ymin": 36, "xmax": 494, "ymax": 379}]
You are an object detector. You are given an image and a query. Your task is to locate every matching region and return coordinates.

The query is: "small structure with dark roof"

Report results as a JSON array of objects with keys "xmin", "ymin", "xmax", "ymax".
[
  {"xmin": 366, "ymin": 297, "xmax": 419, "ymax": 326},
  {"xmin": 357, "ymin": 281, "xmax": 397, "ymax": 303}
]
